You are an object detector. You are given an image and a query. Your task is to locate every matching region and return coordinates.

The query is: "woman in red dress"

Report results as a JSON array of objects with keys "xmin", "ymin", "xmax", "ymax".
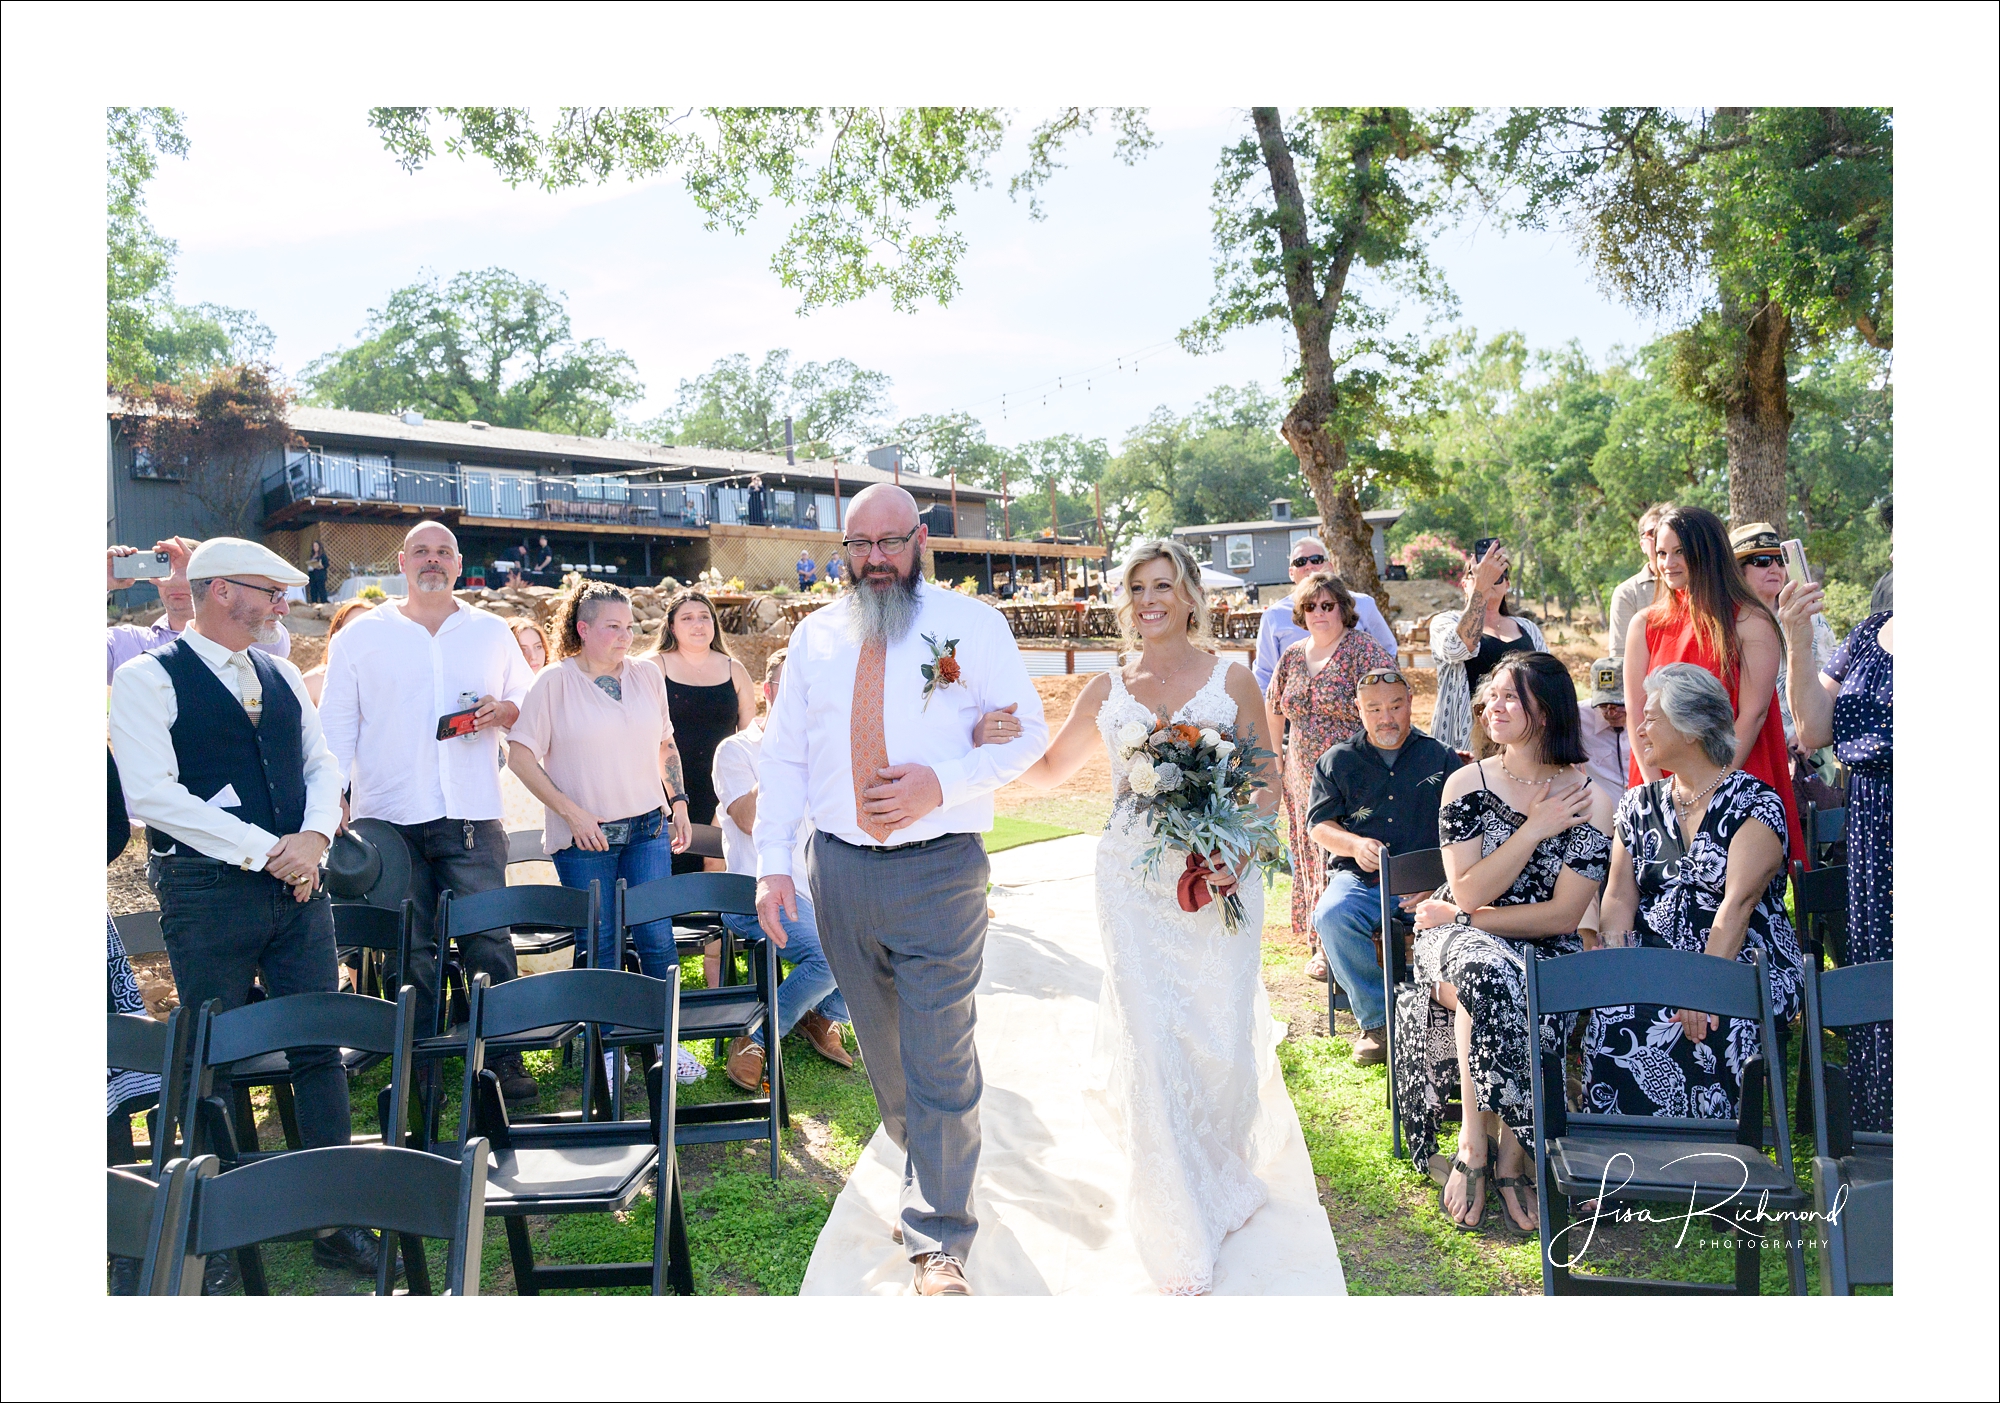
[{"xmin": 1621, "ymin": 505, "xmax": 1802, "ymax": 864}]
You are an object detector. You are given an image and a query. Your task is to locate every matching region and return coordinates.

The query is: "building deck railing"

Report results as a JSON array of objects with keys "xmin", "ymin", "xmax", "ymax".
[{"xmin": 263, "ymin": 452, "xmax": 706, "ymax": 527}]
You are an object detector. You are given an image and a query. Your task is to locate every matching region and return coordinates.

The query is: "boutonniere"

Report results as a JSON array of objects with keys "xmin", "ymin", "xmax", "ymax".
[{"xmin": 919, "ymin": 632, "xmax": 962, "ymax": 710}]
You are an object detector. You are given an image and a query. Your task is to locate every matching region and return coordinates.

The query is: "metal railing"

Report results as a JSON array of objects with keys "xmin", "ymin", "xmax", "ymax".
[{"xmin": 263, "ymin": 452, "xmax": 707, "ymax": 527}]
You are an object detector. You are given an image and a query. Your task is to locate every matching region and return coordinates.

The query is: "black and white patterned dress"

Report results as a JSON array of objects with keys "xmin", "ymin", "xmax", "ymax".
[
  {"xmin": 1581, "ymin": 773, "xmax": 1802, "ymax": 1120},
  {"xmin": 1394, "ymin": 770, "xmax": 1610, "ymax": 1171}
]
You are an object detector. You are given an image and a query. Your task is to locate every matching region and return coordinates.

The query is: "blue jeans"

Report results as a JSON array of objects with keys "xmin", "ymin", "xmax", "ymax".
[
  {"xmin": 723, "ymin": 896, "xmax": 849, "ymax": 1047},
  {"xmin": 1313, "ymin": 869, "xmax": 1388, "ymax": 1031},
  {"xmin": 549, "ymin": 811, "xmax": 678, "ymax": 977}
]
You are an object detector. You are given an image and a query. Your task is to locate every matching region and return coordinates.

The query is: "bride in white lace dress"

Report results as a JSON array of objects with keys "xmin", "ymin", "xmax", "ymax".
[{"xmin": 1012, "ymin": 540, "xmax": 1286, "ymax": 1293}]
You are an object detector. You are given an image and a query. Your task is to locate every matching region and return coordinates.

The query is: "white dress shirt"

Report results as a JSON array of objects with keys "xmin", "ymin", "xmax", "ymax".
[
  {"xmin": 1578, "ymin": 704, "xmax": 1631, "ymax": 797},
  {"xmin": 712, "ymin": 723, "xmax": 812, "ymax": 876},
  {"xmin": 318, "ymin": 598, "xmax": 535, "ymax": 825},
  {"xmin": 1252, "ymin": 593, "xmax": 1399, "ymax": 691},
  {"xmin": 754, "ymin": 581, "xmax": 1049, "ymax": 878},
  {"xmin": 108, "ymin": 626, "xmax": 343, "ymax": 867}
]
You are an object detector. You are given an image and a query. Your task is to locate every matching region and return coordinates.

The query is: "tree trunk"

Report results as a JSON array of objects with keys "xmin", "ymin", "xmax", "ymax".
[
  {"xmin": 1280, "ymin": 408, "xmax": 1382, "ymax": 608},
  {"xmin": 1724, "ymin": 297, "xmax": 1792, "ymax": 531}
]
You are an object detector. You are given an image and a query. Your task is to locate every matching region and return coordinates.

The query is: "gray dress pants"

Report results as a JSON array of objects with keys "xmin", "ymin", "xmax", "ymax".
[{"xmin": 807, "ymin": 830, "xmax": 988, "ymax": 1262}]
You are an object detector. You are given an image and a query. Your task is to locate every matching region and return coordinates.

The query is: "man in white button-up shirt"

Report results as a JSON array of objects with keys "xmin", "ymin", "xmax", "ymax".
[
  {"xmin": 753, "ymin": 486, "xmax": 1047, "ymax": 1295},
  {"xmin": 318, "ymin": 521, "xmax": 538, "ymax": 1099}
]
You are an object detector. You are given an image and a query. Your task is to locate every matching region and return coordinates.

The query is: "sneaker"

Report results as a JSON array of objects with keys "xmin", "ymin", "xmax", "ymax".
[
  {"xmin": 725, "ymin": 1037, "xmax": 766, "ymax": 1093},
  {"xmin": 798, "ymin": 1009, "xmax": 855, "ymax": 1069},
  {"xmin": 492, "ymin": 1052, "xmax": 539, "ymax": 1104},
  {"xmin": 1353, "ymin": 1026, "xmax": 1388, "ymax": 1066},
  {"xmin": 674, "ymin": 1045, "xmax": 706, "ymax": 1085}
]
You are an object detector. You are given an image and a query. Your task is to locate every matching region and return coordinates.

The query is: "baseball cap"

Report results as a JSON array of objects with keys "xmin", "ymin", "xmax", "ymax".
[{"xmin": 1588, "ymin": 657, "xmax": 1624, "ymax": 707}]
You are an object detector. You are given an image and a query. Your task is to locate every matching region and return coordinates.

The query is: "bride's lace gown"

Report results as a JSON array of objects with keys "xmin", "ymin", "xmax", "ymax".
[{"xmin": 1091, "ymin": 656, "xmax": 1283, "ymax": 1294}]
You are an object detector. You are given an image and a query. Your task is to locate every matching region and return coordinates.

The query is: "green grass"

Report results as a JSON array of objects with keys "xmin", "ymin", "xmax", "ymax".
[{"xmin": 985, "ymin": 814, "xmax": 1083, "ymax": 853}]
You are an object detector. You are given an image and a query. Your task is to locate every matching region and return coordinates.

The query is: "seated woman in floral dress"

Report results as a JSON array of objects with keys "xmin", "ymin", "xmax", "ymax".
[
  {"xmin": 1584, "ymin": 662, "xmax": 1802, "ymax": 1119},
  {"xmin": 1396, "ymin": 652, "xmax": 1615, "ymax": 1232}
]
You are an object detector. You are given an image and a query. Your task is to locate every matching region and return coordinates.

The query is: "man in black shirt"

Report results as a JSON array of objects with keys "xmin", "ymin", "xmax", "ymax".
[{"xmin": 1306, "ymin": 667, "xmax": 1462, "ymax": 1063}]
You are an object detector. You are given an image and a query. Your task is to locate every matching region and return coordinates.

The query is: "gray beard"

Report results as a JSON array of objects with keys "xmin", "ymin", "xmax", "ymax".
[
  {"xmin": 850, "ymin": 566, "xmax": 923, "ymax": 647},
  {"xmin": 414, "ymin": 572, "xmax": 453, "ymax": 594}
]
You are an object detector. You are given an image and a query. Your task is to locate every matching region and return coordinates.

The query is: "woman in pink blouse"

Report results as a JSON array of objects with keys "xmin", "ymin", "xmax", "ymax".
[
  {"xmin": 508, "ymin": 579, "xmax": 693, "ymax": 976},
  {"xmin": 1265, "ymin": 572, "xmax": 1396, "ymax": 951}
]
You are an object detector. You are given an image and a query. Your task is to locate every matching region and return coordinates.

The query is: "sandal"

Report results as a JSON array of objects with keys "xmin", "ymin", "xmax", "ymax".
[
  {"xmin": 1488, "ymin": 1136, "xmax": 1537, "ymax": 1231},
  {"xmin": 1440, "ymin": 1155, "xmax": 1490, "ymax": 1232}
]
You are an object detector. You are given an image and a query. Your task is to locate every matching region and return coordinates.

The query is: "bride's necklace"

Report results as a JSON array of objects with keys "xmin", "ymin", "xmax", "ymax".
[{"xmin": 1671, "ymin": 767, "xmax": 1731, "ymax": 816}]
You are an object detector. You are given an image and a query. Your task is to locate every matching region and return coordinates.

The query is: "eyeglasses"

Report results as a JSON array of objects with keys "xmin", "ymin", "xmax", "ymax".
[
  {"xmin": 1290, "ymin": 554, "xmax": 1327, "ymax": 568},
  {"xmin": 1299, "ymin": 599, "xmax": 1344, "ymax": 614},
  {"xmin": 218, "ymin": 578, "xmax": 285, "ymax": 601},
  {"xmin": 1741, "ymin": 553, "xmax": 1783, "ymax": 568},
  {"xmin": 1357, "ymin": 669, "xmax": 1407, "ymax": 687},
  {"xmin": 842, "ymin": 532, "xmax": 918, "ymax": 558}
]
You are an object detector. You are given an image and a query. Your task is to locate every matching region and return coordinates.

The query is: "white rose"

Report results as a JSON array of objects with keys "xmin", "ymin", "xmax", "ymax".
[
  {"xmin": 1152, "ymin": 762, "xmax": 1183, "ymax": 791},
  {"xmin": 1126, "ymin": 759, "xmax": 1159, "ymax": 796},
  {"xmin": 1213, "ymin": 740, "xmax": 1236, "ymax": 760},
  {"xmin": 1200, "ymin": 728, "xmax": 1222, "ymax": 748},
  {"xmin": 1117, "ymin": 719, "xmax": 1149, "ymax": 750}
]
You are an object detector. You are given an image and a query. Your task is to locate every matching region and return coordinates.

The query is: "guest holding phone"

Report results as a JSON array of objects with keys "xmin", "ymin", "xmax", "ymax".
[
  {"xmin": 1427, "ymin": 539, "xmax": 1546, "ymax": 755},
  {"xmin": 1621, "ymin": 505, "xmax": 1801, "ymax": 864},
  {"xmin": 508, "ymin": 578, "xmax": 693, "ymax": 977},
  {"xmin": 318, "ymin": 520, "xmax": 540, "ymax": 1102}
]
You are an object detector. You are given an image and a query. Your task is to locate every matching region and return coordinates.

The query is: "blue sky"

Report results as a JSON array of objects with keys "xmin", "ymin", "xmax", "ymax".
[{"xmin": 150, "ymin": 107, "xmax": 1662, "ymax": 451}]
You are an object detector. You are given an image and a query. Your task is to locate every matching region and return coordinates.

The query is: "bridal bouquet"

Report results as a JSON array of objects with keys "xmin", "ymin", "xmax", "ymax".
[{"xmin": 1116, "ymin": 717, "xmax": 1282, "ymax": 933}]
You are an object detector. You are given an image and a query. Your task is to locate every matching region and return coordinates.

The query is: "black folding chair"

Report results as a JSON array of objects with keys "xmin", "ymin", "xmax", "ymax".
[
  {"xmin": 1376, "ymin": 848, "xmax": 1453, "ymax": 1159},
  {"xmin": 1804, "ymin": 958, "xmax": 1892, "ymax": 1294},
  {"xmin": 617, "ymin": 873, "xmax": 788, "ymax": 1178},
  {"xmin": 1525, "ymin": 946, "xmax": 1807, "ymax": 1295},
  {"xmin": 1788, "ymin": 861, "xmax": 1847, "ymax": 1131},
  {"xmin": 163, "ymin": 1143, "xmax": 489, "ymax": 1296},
  {"xmin": 331, "ymin": 899, "xmax": 414, "ymax": 1001},
  {"xmin": 108, "ymin": 1160, "xmax": 194, "ymax": 1296},
  {"xmin": 448, "ymin": 968, "xmax": 694, "ymax": 1295},
  {"xmin": 111, "ymin": 908, "xmax": 168, "ymax": 959},
  {"xmin": 187, "ymin": 988, "xmax": 426, "ymax": 1294},
  {"xmin": 108, "ymin": 1008, "xmax": 190, "ymax": 1172},
  {"xmin": 506, "ymin": 828, "xmax": 553, "ymax": 869},
  {"xmin": 1801, "ymin": 798, "xmax": 1847, "ymax": 871}
]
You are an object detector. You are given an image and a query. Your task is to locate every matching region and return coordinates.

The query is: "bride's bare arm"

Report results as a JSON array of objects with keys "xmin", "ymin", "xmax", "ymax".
[{"xmin": 1012, "ymin": 671, "xmax": 1113, "ymax": 791}]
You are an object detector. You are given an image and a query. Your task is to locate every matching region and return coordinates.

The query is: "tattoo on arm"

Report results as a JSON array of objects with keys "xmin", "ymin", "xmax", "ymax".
[
  {"xmin": 662, "ymin": 740, "xmax": 687, "ymax": 799},
  {"xmin": 1456, "ymin": 591, "xmax": 1488, "ymax": 652}
]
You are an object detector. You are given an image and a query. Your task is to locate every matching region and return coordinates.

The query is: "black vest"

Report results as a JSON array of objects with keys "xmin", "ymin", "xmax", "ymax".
[{"xmin": 147, "ymin": 638, "xmax": 307, "ymax": 855}]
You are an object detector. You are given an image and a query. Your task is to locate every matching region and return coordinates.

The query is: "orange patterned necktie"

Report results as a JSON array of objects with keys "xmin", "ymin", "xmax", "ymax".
[{"xmin": 851, "ymin": 635, "xmax": 893, "ymax": 841}]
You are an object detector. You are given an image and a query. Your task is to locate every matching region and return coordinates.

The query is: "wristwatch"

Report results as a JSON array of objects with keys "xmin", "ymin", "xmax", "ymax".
[
  {"xmin": 1452, "ymin": 908, "xmax": 1473, "ymax": 927},
  {"xmin": 667, "ymin": 793, "xmax": 688, "ymax": 808}
]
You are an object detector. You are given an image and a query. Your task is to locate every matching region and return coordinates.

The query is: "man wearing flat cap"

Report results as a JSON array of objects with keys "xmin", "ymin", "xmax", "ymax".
[{"xmin": 109, "ymin": 537, "xmax": 384, "ymax": 1278}]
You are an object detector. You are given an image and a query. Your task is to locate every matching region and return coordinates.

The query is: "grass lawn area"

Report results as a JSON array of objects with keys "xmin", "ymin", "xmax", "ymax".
[
  {"xmin": 985, "ymin": 813, "xmax": 1083, "ymax": 853},
  {"xmin": 196, "ymin": 864, "xmax": 1868, "ymax": 1296}
]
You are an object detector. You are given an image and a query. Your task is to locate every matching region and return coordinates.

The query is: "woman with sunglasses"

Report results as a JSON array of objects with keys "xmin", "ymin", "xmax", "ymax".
[
  {"xmin": 1731, "ymin": 522, "xmax": 1834, "ymax": 750},
  {"xmin": 1265, "ymin": 571, "xmax": 1395, "ymax": 949}
]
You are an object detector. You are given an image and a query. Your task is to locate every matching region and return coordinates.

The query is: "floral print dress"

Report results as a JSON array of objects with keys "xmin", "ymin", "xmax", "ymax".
[
  {"xmin": 1829, "ymin": 612, "xmax": 1893, "ymax": 1131},
  {"xmin": 1394, "ymin": 771, "xmax": 1610, "ymax": 1171},
  {"xmin": 1581, "ymin": 773, "xmax": 1802, "ymax": 1120},
  {"xmin": 1266, "ymin": 630, "xmax": 1395, "ymax": 943}
]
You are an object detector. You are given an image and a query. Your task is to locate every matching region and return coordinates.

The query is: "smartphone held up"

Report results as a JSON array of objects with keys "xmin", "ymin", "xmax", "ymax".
[
  {"xmin": 113, "ymin": 550, "xmax": 172, "ymax": 581},
  {"xmin": 1781, "ymin": 538, "xmax": 1811, "ymax": 586}
]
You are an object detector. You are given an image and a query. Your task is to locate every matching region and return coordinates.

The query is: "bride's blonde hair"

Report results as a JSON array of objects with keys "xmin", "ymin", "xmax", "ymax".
[{"xmin": 1114, "ymin": 538, "xmax": 1213, "ymax": 650}]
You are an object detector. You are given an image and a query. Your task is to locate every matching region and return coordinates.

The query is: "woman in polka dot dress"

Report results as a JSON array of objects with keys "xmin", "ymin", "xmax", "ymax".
[{"xmin": 1779, "ymin": 585, "xmax": 1893, "ymax": 1132}]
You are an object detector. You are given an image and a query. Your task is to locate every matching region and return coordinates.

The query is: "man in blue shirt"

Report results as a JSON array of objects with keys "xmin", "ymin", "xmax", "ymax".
[
  {"xmin": 796, "ymin": 549, "xmax": 818, "ymax": 591},
  {"xmin": 1251, "ymin": 536, "xmax": 1398, "ymax": 691}
]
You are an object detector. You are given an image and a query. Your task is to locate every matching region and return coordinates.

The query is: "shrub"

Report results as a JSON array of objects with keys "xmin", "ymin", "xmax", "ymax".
[
  {"xmin": 1394, "ymin": 532, "xmax": 1470, "ymax": 585},
  {"xmin": 358, "ymin": 585, "xmax": 386, "ymax": 602},
  {"xmin": 1820, "ymin": 579, "xmax": 1874, "ymax": 640}
]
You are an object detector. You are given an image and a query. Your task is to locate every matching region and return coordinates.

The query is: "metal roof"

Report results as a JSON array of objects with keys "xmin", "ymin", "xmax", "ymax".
[
  {"xmin": 1172, "ymin": 508, "xmax": 1403, "ymax": 536},
  {"xmin": 106, "ymin": 398, "xmax": 999, "ymax": 500}
]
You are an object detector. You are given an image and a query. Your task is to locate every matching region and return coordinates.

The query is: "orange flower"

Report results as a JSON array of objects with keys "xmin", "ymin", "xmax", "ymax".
[
  {"xmin": 1172, "ymin": 723, "xmax": 1201, "ymax": 745},
  {"xmin": 937, "ymin": 655, "xmax": 961, "ymax": 684}
]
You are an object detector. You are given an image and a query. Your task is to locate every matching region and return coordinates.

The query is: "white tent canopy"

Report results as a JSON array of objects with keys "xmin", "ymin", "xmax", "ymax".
[{"xmin": 1199, "ymin": 564, "xmax": 1248, "ymax": 593}]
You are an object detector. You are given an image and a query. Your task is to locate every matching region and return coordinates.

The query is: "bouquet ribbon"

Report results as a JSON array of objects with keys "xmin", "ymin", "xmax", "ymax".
[{"xmin": 1176, "ymin": 852, "xmax": 1222, "ymax": 914}]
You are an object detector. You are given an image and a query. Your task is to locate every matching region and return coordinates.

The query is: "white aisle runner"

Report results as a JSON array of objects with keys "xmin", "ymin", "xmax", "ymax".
[{"xmin": 799, "ymin": 833, "xmax": 1347, "ymax": 1296}]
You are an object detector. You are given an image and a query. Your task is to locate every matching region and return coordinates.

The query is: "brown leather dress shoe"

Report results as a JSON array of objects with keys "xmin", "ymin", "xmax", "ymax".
[
  {"xmin": 798, "ymin": 1010, "xmax": 855, "ymax": 1068},
  {"xmin": 913, "ymin": 1252, "xmax": 972, "ymax": 1296},
  {"xmin": 725, "ymin": 1037, "xmax": 766, "ymax": 1092}
]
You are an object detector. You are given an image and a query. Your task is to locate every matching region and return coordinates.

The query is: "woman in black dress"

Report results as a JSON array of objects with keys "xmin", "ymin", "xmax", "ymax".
[
  {"xmin": 1396, "ymin": 653, "xmax": 1615, "ymax": 1232},
  {"xmin": 650, "ymin": 590, "xmax": 757, "ymax": 877},
  {"xmin": 306, "ymin": 541, "xmax": 330, "ymax": 604},
  {"xmin": 1585, "ymin": 663, "xmax": 1801, "ymax": 1120}
]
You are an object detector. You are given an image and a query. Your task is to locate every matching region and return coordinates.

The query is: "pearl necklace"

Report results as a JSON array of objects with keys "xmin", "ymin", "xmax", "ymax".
[
  {"xmin": 1671, "ymin": 767, "xmax": 1732, "ymax": 816},
  {"xmin": 1498, "ymin": 756, "xmax": 1566, "ymax": 788}
]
